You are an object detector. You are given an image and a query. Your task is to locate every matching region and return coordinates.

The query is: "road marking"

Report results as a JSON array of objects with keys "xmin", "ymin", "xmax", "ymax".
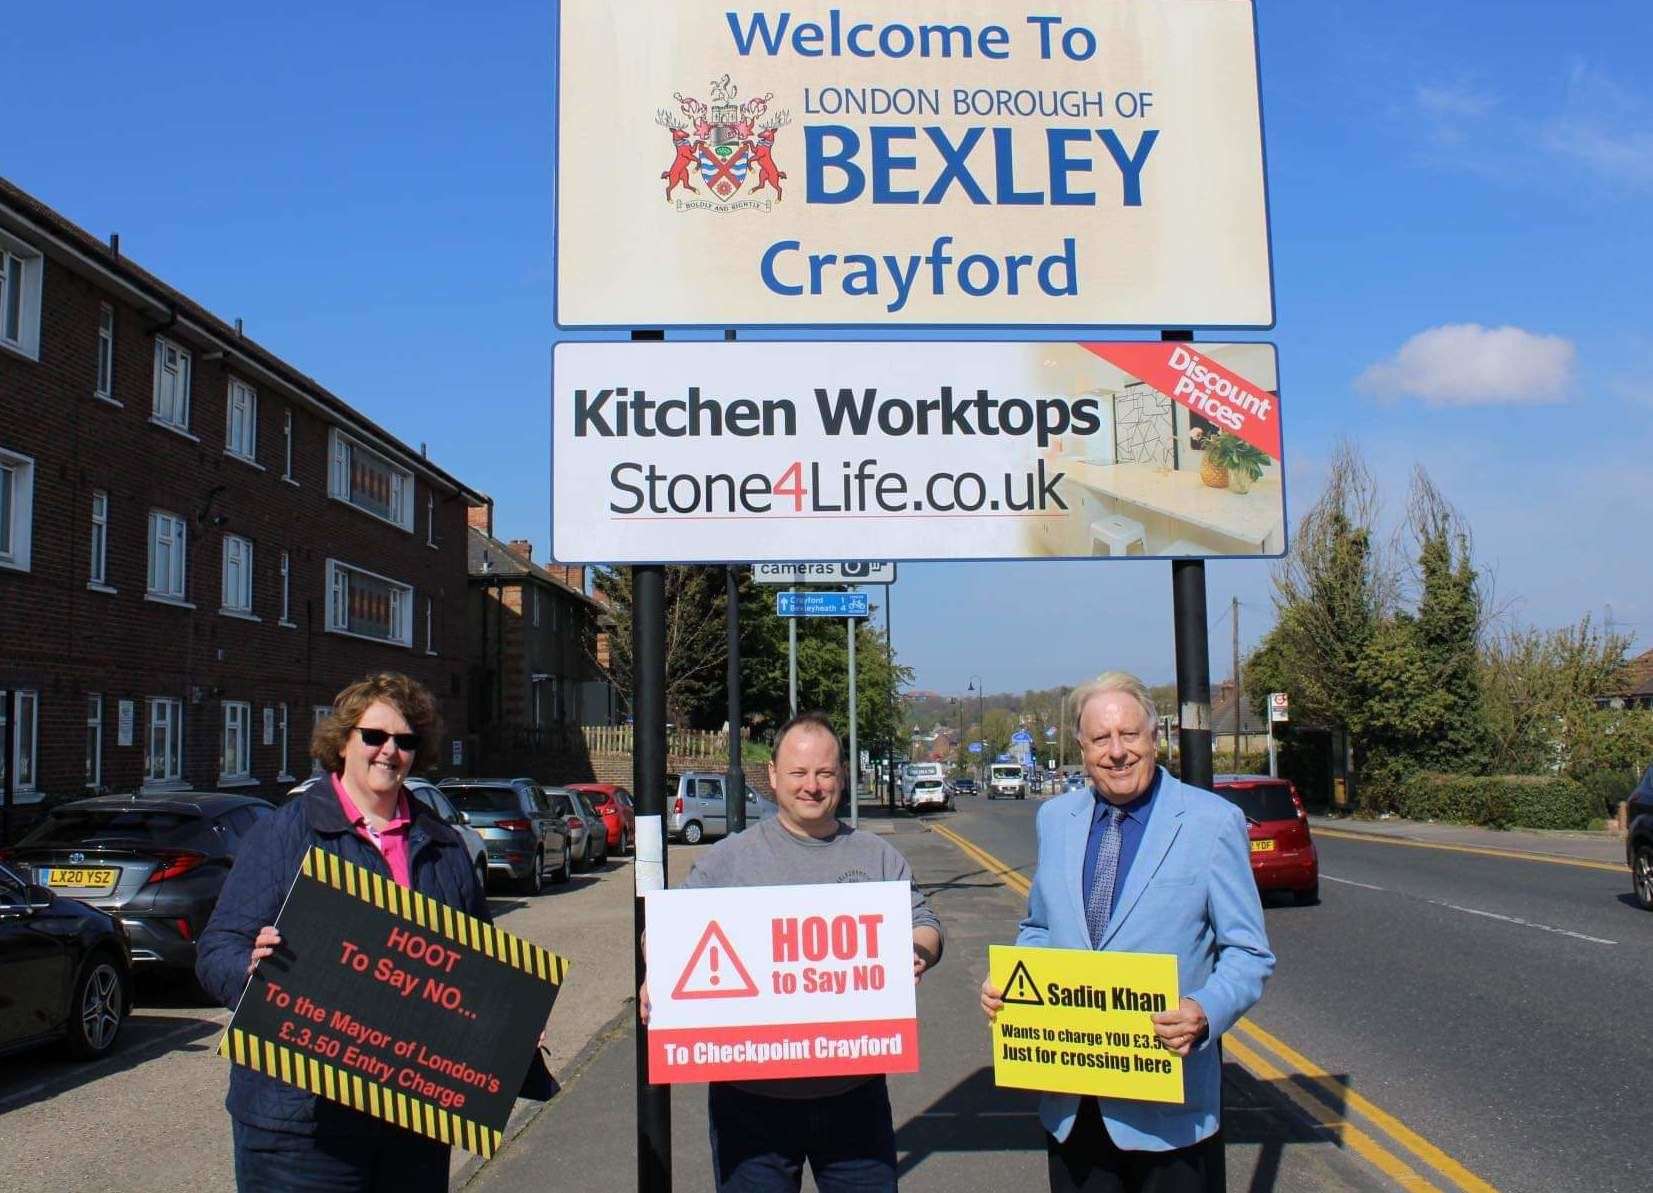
[
  {"xmin": 1221, "ymin": 1033, "xmax": 1440, "ymax": 1191},
  {"xmin": 1233, "ymin": 1019, "xmax": 1500, "ymax": 1193},
  {"xmin": 1315, "ymin": 827, "xmax": 1622, "ymax": 873},
  {"xmin": 928, "ymin": 820, "xmax": 1499, "ymax": 1193},
  {"xmin": 1322, "ymin": 874, "xmax": 1387, "ymax": 891},
  {"xmin": 1425, "ymin": 899, "xmax": 1616, "ymax": 945}
]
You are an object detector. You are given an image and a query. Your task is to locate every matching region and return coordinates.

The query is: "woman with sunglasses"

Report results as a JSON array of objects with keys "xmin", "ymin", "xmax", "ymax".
[{"xmin": 198, "ymin": 672, "xmax": 487, "ymax": 1191}]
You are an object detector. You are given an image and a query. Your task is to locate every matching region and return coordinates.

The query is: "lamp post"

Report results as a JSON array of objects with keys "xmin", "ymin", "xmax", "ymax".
[{"xmin": 967, "ymin": 676, "xmax": 984, "ymax": 783}]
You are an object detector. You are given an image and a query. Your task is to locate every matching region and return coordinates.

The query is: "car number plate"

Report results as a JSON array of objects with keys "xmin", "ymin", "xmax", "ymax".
[
  {"xmin": 44, "ymin": 867, "xmax": 119, "ymax": 889},
  {"xmin": 1249, "ymin": 840, "xmax": 1276, "ymax": 853}
]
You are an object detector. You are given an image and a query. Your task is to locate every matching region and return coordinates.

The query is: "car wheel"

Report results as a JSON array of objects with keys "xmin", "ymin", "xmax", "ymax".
[
  {"xmin": 553, "ymin": 841, "xmax": 572, "ymax": 884},
  {"xmin": 1633, "ymin": 844, "xmax": 1653, "ymax": 910},
  {"xmin": 473, "ymin": 855, "xmax": 489, "ymax": 893},
  {"xmin": 519, "ymin": 852, "xmax": 545, "ymax": 896},
  {"xmin": 1294, "ymin": 882, "xmax": 1320, "ymax": 907},
  {"xmin": 65, "ymin": 954, "xmax": 125, "ymax": 1059},
  {"xmin": 683, "ymin": 820, "xmax": 704, "ymax": 845},
  {"xmin": 620, "ymin": 827, "xmax": 632, "ymax": 856}
]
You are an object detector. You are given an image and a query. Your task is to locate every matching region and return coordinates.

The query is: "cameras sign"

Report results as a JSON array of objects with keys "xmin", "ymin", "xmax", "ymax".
[
  {"xmin": 551, "ymin": 339, "xmax": 1286, "ymax": 563},
  {"xmin": 554, "ymin": 0, "xmax": 1272, "ymax": 328},
  {"xmin": 643, "ymin": 881, "xmax": 917, "ymax": 1083}
]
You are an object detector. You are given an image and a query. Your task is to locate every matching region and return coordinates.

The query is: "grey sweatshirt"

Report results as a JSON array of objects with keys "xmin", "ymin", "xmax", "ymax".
[{"xmin": 682, "ymin": 814, "xmax": 943, "ymax": 1097}]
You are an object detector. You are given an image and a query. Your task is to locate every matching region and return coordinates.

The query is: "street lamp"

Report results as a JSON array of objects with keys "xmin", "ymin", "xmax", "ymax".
[{"xmin": 967, "ymin": 676, "xmax": 984, "ymax": 782}]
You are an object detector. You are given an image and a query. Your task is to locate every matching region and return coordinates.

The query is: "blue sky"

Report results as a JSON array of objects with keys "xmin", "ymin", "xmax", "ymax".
[{"xmin": 7, "ymin": 1, "xmax": 1649, "ymax": 698}]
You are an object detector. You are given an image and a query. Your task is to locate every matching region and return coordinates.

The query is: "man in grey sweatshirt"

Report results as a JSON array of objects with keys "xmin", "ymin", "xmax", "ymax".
[{"xmin": 645, "ymin": 711, "xmax": 943, "ymax": 1192}]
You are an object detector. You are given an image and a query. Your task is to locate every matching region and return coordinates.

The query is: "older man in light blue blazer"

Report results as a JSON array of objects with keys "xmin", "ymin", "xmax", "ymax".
[{"xmin": 982, "ymin": 672, "xmax": 1274, "ymax": 1193}]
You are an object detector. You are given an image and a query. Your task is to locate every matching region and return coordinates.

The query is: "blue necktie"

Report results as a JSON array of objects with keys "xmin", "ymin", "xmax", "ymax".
[{"xmin": 1086, "ymin": 806, "xmax": 1127, "ymax": 947}]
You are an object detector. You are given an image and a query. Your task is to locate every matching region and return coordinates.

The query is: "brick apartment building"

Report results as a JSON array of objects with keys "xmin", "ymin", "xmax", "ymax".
[
  {"xmin": 465, "ymin": 508, "xmax": 617, "ymax": 775},
  {"xmin": 0, "ymin": 177, "xmax": 487, "ymax": 820}
]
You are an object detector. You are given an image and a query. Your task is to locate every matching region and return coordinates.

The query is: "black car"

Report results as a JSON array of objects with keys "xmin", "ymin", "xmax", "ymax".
[
  {"xmin": 951, "ymin": 777, "xmax": 978, "ymax": 797},
  {"xmin": 3, "ymin": 793, "xmax": 274, "ymax": 974},
  {"xmin": 0, "ymin": 860, "xmax": 132, "ymax": 1058},
  {"xmin": 1627, "ymin": 766, "xmax": 1653, "ymax": 910}
]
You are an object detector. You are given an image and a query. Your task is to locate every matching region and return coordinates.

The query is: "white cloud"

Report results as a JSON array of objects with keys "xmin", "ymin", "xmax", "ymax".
[
  {"xmin": 1356, "ymin": 324, "xmax": 1576, "ymax": 406},
  {"xmin": 1416, "ymin": 82, "xmax": 1496, "ymax": 120}
]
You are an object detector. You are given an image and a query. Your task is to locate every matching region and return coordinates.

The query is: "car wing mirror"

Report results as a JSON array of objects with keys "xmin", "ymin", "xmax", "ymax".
[{"xmin": 456, "ymin": 810, "xmax": 471, "ymax": 826}]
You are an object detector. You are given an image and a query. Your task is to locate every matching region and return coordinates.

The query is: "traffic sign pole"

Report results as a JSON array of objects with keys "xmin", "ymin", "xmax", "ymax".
[
  {"xmin": 631, "ymin": 563, "xmax": 670, "ymax": 1193},
  {"xmin": 847, "ymin": 616, "xmax": 858, "ymax": 828}
]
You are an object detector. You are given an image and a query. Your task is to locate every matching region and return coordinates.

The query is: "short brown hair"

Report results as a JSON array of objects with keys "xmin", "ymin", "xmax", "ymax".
[
  {"xmin": 771, "ymin": 711, "xmax": 843, "ymax": 764},
  {"xmin": 311, "ymin": 672, "xmax": 443, "ymax": 773}
]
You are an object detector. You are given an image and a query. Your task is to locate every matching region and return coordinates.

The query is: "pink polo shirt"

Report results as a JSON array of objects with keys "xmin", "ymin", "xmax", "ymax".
[{"xmin": 332, "ymin": 774, "xmax": 413, "ymax": 887}]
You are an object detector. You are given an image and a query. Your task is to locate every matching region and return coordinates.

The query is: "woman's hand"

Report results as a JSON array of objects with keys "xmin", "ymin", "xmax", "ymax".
[
  {"xmin": 980, "ymin": 977, "xmax": 1005, "ymax": 1022},
  {"xmin": 247, "ymin": 925, "xmax": 282, "ymax": 975}
]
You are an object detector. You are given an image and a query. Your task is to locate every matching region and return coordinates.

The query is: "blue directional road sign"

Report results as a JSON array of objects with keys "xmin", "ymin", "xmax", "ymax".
[
  {"xmin": 1011, "ymin": 729, "xmax": 1034, "ymax": 744},
  {"xmin": 776, "ymin": 591, "xmax": 870, "ymax": 618},
  {"xmin": 968, "ymin": 742, "xmax": 983, "ymax": 754}
]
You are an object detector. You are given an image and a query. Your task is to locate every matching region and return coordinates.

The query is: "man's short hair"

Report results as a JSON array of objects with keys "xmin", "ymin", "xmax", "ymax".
[
  {"xmin": 1070, "ymin": 672, "xmax": 1159, "ymax": 739},
  {"xmin": 772, "ymin": 710, "xmax": 844, "ymax": 763}
]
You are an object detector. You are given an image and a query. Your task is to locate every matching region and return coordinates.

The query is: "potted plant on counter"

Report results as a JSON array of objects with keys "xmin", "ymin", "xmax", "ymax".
[{"xmin": 1203, "ymin": 433, "xmax": 1271, "ymax": 493}]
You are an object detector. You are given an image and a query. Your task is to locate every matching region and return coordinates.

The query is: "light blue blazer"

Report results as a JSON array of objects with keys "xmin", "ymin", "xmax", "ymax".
[{"xmin": 1016, "ymin": 768, "xmax": 1274, "ymax": 1149}]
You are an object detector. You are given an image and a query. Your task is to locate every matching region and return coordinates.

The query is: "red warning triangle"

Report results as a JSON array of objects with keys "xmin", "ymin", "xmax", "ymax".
[{"xmin": 671, "ymin": 920, "xmax": 759, "ymax": 1000}]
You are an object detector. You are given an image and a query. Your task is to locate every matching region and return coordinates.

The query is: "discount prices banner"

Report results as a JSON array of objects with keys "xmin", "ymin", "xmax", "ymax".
[
  {"xmin": 218, "ymin": 848, "xmax": 569, "ymax": 1157},
  {"xmin": 989, "ymin": 944, "xmax": 1183, "ymax": 1103},
  {"xmin": 643, "ymin": 882, "xmax": 917, "ymax": 1083}
]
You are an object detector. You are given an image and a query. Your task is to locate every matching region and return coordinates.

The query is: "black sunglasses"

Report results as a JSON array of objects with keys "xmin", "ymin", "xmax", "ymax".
[{"xmin": 353, "ymin": 727, "xmax": 422, "ymax": 752}]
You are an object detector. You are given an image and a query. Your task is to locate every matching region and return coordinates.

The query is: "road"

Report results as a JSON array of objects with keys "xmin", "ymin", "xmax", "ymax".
[{"xmin": 938, "ymin": 789, "xmax": 1648, "ymax": 1192}]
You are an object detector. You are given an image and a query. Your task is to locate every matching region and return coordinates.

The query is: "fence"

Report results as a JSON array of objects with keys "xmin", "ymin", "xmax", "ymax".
[{"xmin": 581, "ymin": 724, "xmax": 748, "ymax": 760}]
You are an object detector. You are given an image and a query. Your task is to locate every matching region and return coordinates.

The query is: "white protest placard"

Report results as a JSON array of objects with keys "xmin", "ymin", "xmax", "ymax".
[{"xmin": 643, "ymin": 881, "xmax": 916, "ymax": 1083}]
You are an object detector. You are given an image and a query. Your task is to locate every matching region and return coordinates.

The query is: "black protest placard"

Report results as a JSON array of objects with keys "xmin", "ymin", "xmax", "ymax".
[{"xmin": 218, "ymin": 846, "xmax": 567, "ymax": 1157}]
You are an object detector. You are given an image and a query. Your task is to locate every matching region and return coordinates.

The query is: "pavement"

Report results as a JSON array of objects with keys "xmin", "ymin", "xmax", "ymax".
[
  {"xmin": 464, "ymin": 814, "xmax": 1395, "ymax": 1192},
  {"xmin": 1308, "ymin": 813, "xmax": 1626, "ymax": 867}
]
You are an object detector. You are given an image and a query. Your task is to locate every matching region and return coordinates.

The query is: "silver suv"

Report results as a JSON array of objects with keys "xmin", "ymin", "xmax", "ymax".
[
  {"xmin": 668, "ymin": 771, "xmax": 772, "ymax": 844},
  {"xmin": 438, "ymin": 778, "xmax": 571, "ymax": 895}
]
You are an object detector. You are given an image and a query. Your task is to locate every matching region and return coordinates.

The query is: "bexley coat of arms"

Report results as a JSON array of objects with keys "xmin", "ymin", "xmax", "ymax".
[{"xmin": 657, "ymin": 74, "xmax": 790, "ymax": 208}]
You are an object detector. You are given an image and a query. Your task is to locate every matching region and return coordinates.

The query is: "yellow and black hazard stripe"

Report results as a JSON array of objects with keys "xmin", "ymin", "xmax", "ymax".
[
  {"xmin": 298, "ymin": 845, "xmax": 569, "ymax": 986},
  {"xmin": 216, "ymin": 1027, "xmax": 504, "ymax": 1158}
]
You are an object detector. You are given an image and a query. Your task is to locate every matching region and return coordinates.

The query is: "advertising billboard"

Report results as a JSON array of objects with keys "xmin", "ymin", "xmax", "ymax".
[
  {"xmin": 554, "ymin": 1, "xmax": 1272, "ymax": 328},
  {"xmin": 551, "ymin": 339, "xmax": 1286, "ymax": 563}
]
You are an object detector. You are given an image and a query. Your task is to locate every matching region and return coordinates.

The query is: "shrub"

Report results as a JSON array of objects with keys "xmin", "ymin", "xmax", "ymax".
[
  {"xmin": 1571, "ymin": 767, "xmax": 1640, "ymax": 818},
  {"xmin": 1399, "ymin": 773, "xmax": 1596, "ymax": 830}
]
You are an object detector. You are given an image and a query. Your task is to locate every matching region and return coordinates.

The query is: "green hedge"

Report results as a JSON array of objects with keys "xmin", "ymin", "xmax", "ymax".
[{"xmin": 1398, "ymin": 772, "xmax": 1597, "ymax": 830}]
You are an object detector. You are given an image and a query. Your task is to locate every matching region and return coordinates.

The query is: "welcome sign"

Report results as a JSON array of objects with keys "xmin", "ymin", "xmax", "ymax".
[{"xmin": 554, "ymin": 1, "xmax": 1272, "ymax": 328}]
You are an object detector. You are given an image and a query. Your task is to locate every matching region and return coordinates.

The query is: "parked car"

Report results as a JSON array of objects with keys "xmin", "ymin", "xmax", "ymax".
[
  {"xmin": 1064, "ymin": 772, "xmax": 1088, "ymax": 792},
  {"xmin": 438, "ymin": 779, "xmax": 571, "ymax": 895},
  {"xmin": 1212, "ymin": 774, "xmax": 1319, "ymax": 905},
  {"xmin": 565, "ymin": 783, "xmax": 635, "ymax": 855},
  {"xmin": 906, "ymin": 778, "xmax": 951, "ymax": 814},
  {"xmin": 405, "ymin": 780, "xmax": 490, "ymax": 893},
  {"xmin": 1625, "ymin": 765, "xmax": 1653, "ymax": 910},
  {"xmin": 668, "ymin": 771, "xmax": 772, "ymax": 844},
  {"xmin": 543, "ymin": 787, "xmax": 608, "ymax": 869},
  {"xmin": 0, "ymin": 860, "xmax": 132, "ymax": 1059},
  {"xmin": 0, "ymin": 793, "xmax": 274, "ymax": 974},
  {"xmin": 951, "ymin": 777, "xmax": 978, "ymax": 798},
  {"xmin": 988, "ymin": 763, "xmax": 1027, "ymax": 800}
]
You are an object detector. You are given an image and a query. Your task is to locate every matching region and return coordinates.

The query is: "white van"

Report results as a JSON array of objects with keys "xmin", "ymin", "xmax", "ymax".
[
  {"xmin": 901, "ymin": 762, "xmax": 945, "ymax": 804},
  {"xmin": 988, "ymin": 763, "xmax": 1027, "ymax": 800}
]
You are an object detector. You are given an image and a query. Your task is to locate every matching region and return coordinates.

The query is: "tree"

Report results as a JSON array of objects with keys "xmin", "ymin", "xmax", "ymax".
[
  {"xmin": 591, "ymin": 566, "xmax": 727, "ymax": 724},
  {"xmin": 1480, "ymin": 616, "xmax": 1631, "ymax": 773}
]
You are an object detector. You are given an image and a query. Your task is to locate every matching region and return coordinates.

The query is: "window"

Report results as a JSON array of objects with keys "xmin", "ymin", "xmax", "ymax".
[
  {"xmin": 325, "ymin": 559, "xmax": 412, "ymax": 646},
  {"xmin": 328, "ymin": 429, "xmax": 413, "ymax": 530},
  {"xmin": 147, "ymin": 510, "xmax": 188, "ymax": 600},
  {"xmin": 532, "ymin": 589, "xmax": 542, "ymax": 627},
  {"xmin": 152, "ymin": 337, "xmax": 192, "ymax": 430},
  {"xmin": 426, "ymin": 597, "xmax": 436, "ymax": 655},
  {"xmin": 220, "ymin": 701, "xmax": 252, "ymax": 782},
  {"xmin": 311, "ymin": 705, "xmax": 331, "ymax": 775},
  {"xmin": 0, "ymin": 232, "xmax": 42, "ymax": 359},
  {"xmin": 86, "ymin": 694, "xmax": 103, "ymax": 789},
  {"xmin": 426, "ymin": 493, "xmax": 436, "ymax": 547},
  {"xmin": 0, "ymin": 690, "xmax": 39, "ymax": 792},
  {"xmin": 279, "ymin": 550, "xmax": 293, "ymax": 624},
  {"xmin": 276, "ymin": 703, "xmax": 291, "ymax": 781},
  {"xmin": 95, "ymin": 304, "xmax": 115, "ymax": 399},
  {"xmin": 226, "ymin": 379, "xmax": 257, "ymax": 461},
  {"xmin": 146, "ymin": 697, "xmax": 184, "ymax": 784},
  {"xmin": 282, "ymin": 410, "xmax": 294, "ymax": 481},
  {"xmin": 221, "ymin": 534, "xmax": 254, "ymax": 614},
  {"xmin": 89, "ymin": 490, "xmax": 109, "ymax": 586},
  {"xmin": 0, "ymin": 447, "xmax": 36, "ymax": 572}
]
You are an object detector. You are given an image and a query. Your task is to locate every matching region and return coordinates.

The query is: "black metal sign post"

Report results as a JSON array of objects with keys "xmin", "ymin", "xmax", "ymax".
[
  {"xmin": 725, "ymin": 564, "xmax": 745, "ymax": 835},
  {"xmin": 633, "ymin": 562, "xmax": 670, "ymax": 1193}
]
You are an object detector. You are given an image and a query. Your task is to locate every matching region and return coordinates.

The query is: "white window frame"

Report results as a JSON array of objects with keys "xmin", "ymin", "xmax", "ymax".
[
  {"xmin": 0, "ymin": 690, "xmax": 40, "ymax": 793},
  {"xmin": 221, "ymin": 534, "xmax": 255, "ymax": 616},
  {"xmin": 145, "ymin": 697, "xmax": 184, "ymax": 787},
  {"xmin": 311, "ymin": 705, "xmax": 331, "ymax": 775},
  {"xmin": 220, "ymin": 700, "xmax": 253, "ymax": 784},
  {"xmin": 278, "ymin": 550, "xmax": 294, "ymax": 626},
  {"xmin": 0, "ymin": 447, "xmax": 36, "ymax": 573},
  {"xmin": 426, "ymin": 596, "xmax": 436, "ymax": 656},
  {"xmin": 86, "ymin": 694, "xmax": 103, "ymax": 790},
  {"xmin": 282, "ymin": 410, "xmax": 296, "ymax": 483},
  {"xmin": 146, "ymin": 510, "xmax": 188, "ymax": 603},
  {"xmin": 151, "ymin": 337, "xmax": 193, "ymax": 433},
  {"xmin": 532, "ymin": 588, "xmax": 542, "ymax": 627},
  {"xmin": 327, "ymin": 428, "xmax": 414, "ymax": 531},
  {"xmin": 225, "ymin": 378, "xmax": 259, "ymax": 464},
  {"xmin": 89, "ymin": 490, "xmax": 110, "ymax": 589},
  {"xmin": 276, "ymin": 703, "xmax": 293, "ymax": 783},
  {"xmin": 324, "ymin": 558, "xmax": 413, "ymax": 647},
  {"xmin": 95, "ymin": 303, "xmax": 117, "ymax": 401},
  {"xmin": 0, "ymin": 231, "xmax": 43, "ymax": 360},
  {"xmin": 426, "ymin": 492, "xmax": 436, "ymax": 548}
]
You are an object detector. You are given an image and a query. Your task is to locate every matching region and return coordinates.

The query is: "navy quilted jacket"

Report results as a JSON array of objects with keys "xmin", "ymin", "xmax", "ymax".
[{"xmin": 197, "ymin": 776, "xmax": 488, "ymax": 1136}]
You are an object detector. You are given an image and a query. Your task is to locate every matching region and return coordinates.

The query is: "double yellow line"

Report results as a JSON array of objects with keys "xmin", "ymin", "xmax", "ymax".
[{"xmin": 927, "ymin": 821, "xmax": 1497, "ymax": 1192}]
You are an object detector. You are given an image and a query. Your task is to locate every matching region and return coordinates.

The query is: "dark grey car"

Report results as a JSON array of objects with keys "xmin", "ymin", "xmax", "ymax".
[{"xmin": 439, "ymin": 778, "xmax": 571, "ymax": 895}]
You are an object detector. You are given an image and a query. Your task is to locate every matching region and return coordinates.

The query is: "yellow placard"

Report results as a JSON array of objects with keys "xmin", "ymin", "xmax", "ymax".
[{"xmin": 988, "ymin": 945, "xmax": 1183, "ymax": 1104}]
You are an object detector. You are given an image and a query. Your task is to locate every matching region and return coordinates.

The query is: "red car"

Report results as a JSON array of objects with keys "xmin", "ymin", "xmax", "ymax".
[
  {"xmin": 1213, "ymin": 774, "xmax": 1318, "ymax": 905},
  {"xmin": 565, "ymin": 783, "xmax": 635, "ymax": 855}
]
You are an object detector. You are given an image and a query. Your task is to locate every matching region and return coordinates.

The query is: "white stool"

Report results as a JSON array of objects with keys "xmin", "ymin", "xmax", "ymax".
[{"xmin": 1089, "ymin": 514, "xmax": 1146, "ymax": 556}]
